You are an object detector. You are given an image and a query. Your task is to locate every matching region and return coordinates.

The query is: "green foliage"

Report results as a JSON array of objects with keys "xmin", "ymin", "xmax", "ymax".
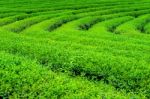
[
  {"xmin": 0, "ymin": 0, "xmax": 150, "ymax": 98},
  {"xmin": 1, "ymin": 51, "xmax": 143, "ymax": 98}
]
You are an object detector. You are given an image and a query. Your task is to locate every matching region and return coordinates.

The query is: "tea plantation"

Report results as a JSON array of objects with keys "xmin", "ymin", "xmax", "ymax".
[{"xmin": 0, "ymin": 0, "xmax": 150, "ymax": 98}]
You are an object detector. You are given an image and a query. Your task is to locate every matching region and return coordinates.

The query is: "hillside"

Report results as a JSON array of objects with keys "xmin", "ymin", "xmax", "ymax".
[{"xmin": 0, "ymin": 0, "xmax": 150, "ymax": 98}]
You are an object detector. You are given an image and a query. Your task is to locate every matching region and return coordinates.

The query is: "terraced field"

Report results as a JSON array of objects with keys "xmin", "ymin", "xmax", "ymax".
[{"xmin": 0, "ymin": 0, "xmax": 150, "ymax": 98}]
